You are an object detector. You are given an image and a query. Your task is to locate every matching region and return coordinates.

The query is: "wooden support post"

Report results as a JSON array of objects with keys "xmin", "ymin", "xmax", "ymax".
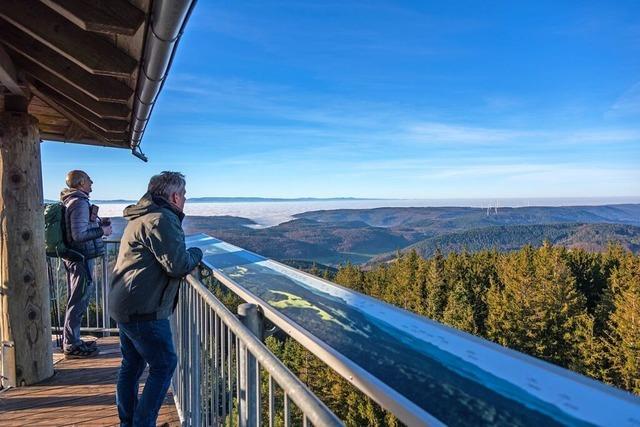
[{"xmin": 0, "ymin": 111, "xmax": 53, "ymax": 387}]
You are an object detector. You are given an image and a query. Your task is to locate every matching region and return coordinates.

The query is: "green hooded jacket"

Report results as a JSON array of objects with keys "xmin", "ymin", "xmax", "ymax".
[{"xmin": 109, "ymin": 193, "xmax": 203, "ymax": 323}]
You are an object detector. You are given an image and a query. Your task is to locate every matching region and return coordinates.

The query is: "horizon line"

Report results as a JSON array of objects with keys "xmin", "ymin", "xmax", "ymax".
[{"xmin": 43, "ymin": 195, "xmax": 640, "ymax": 204}]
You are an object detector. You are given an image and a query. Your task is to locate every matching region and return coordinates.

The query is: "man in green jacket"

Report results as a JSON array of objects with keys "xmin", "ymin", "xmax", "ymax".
[{"xmin": 110, "ymin": 171, "xmax": 203, "ymax": 427}]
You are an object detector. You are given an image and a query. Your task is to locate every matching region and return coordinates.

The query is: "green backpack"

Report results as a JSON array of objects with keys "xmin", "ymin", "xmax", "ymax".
[{"xmin": 44, "ymin": 202, "xmax": 70, "ymax": 257}]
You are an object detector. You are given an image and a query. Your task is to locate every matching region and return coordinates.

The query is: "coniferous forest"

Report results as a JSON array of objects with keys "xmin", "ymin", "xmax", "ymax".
[
  {"xmin": 331, "ymin": 243, "xmax": 639, "ymax": 395},
  {"xmin": 303, "ymin": 244, "xmax": 639, "ymax": 424},
  {"xmin": 210, "ymin": 243, "xmax": 639, "ymax": 426}
]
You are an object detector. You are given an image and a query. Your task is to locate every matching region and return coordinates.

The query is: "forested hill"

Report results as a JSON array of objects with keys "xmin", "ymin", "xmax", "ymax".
[
  {"xmin": 110, "ymin": 204, "xmax": 640, "ymax": 265},
  {"xmin": 370, "ymin": 223, "xmax": 640, "ymax": 263},
  {"xmin": 295, "ymin": 204, "xmax": 640, "ymax": 230}
]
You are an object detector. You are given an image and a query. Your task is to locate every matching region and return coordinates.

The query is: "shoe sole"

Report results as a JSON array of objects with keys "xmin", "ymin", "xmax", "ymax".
[{"xmin": 64, "ymin": 351, "xmax": 99, "ymax": 359}]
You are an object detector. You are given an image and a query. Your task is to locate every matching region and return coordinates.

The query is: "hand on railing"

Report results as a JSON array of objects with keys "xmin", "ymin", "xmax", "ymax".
[
  {"xmin": 189, "ymin": 266, "xmax": 200, "ymax": 279},
  {"xmin": 187, "ymin": 265, "xmax": 211, "ymax": 281}
]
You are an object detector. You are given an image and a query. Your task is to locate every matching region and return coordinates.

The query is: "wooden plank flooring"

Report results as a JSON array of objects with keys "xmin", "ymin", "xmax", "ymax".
[{"xmin": 0, "ymin": 336, "xmax": 181, "ymax": 426}]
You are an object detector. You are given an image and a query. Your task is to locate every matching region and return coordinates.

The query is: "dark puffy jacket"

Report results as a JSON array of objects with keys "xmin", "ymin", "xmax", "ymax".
[
  {"xmin": 109, "ymin": 193, "xmax": 203, "ymax": 323},
  {"xmin": 60, "ymin": 188, "xmax": 104, "ymax": 259}
]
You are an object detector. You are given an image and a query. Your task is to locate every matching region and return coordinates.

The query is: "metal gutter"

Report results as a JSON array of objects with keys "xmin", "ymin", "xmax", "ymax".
[{"xmin": 129, "ymin": 0, "xmax": 198, "ymax": 161}]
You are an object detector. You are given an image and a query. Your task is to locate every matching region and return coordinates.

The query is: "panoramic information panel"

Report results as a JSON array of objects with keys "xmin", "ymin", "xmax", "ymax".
[{"xmin": 186, "ymin": 233, "xmax": 640, "ymax": 427}]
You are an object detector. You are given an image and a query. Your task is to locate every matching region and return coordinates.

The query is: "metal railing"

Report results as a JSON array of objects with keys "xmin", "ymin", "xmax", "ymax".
[
  {"xmin": 46, "ymin": 233, "xmax": 640, "ymax": 426},
  {"xmin": 48, "ymin": 238, "xmax": 344, "ymax": 426},
  {"xmin": 47, "ymin": 240, "xmax": 120, "ymax": 338},
  {"xmin": 186, "ymin": 233, "xmax": 640, "ymax": 427},
  {"xmin": 173, "ymin": 273, "xmax": 343, "ymax": 427},
  {"xmin": 203, "ymin": 258, "xmax": 437, "ymax": 427}
]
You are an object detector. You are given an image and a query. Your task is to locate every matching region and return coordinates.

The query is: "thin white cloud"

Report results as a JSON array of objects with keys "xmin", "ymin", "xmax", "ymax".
[
  {"xmin": 609, "ymin": 82, "xmax": 640, "ymax": 116},
  {"xmin": 405, "ymin": 122, "xmax": 527, "ymax": 144},
  {"xmin": 403, "ymin": 122, "xmax": 640, "ymax": 146},
  {"xmin": 165, "ymin": 73, "xmax": 640, "ymax": 140},
  {"xmin": 425, "ymin": 164, "xmax": 549, "ymax": 179}
]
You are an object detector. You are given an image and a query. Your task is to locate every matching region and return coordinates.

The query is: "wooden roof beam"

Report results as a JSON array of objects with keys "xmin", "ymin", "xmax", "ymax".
[
  {"xmin": 39, "ymin": 0, "xmax": 145, "ymax": 36},
  {"xmin": 35, "ymin": 114, "xmax": 69, "ymax": 127},
  {"xmin": 0, "ymin": 0, "xmax": 137, "ymax": 77},
  {"xmin": 0, "ymin": 44, "xmax": 24, "ymax": 96},
  {"xmin": 30, "ymin": 80, "xmax": 128, "ymax": 144},
  {"xmin": 15, "ymin": 55, "xmax": 131, "ymax": 119},
  {"xmin": 64, "ymin": 122, "xmax": 85, "ymax": 141},
  {"xmin": 41, "ymin": 131, "xmax": 126, "ymax": 148},
  {"xmin": 0, "ymin": 22, "xmax": 133, "ymax": 103},
  {"xmin": 39, "ymin": 123, "xmax": 69, "ymax": 134},
  {"xmin": 30, "ymin": 80, "xmax": 128, "ymax": 133}
]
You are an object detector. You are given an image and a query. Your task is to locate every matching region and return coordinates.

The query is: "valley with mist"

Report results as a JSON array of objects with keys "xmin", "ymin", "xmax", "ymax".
[{"xmin": 110, "ymin": 203, "xmax": 640, "ymax": 267}]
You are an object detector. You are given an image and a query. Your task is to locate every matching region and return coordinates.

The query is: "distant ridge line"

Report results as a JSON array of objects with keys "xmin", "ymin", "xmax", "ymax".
[
  {"xmin": 42, "ymin": 196, "xmax": 640, "ymax": 205},
  {"xmin": 43, "ymin": 197, "xmax": 388, "ymax": 204},
  {"xmin": 187, "ymin": 197, "xmax": 386, "ymax": 203}
]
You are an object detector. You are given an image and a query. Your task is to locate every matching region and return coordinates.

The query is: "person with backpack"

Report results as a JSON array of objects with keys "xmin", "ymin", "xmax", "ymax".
[
  {"xmin": 60, "ymin": 170, "xmax": 112, "ymax": 358},
  {"xmin": 110, "ymin": 171, "xmax": 202, "ymax": 427}
]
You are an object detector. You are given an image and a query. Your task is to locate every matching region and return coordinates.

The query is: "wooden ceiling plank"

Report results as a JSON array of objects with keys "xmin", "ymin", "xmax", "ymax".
[
  {"xmin": 28, "ymin": 100, "xmax": 66, "ymax": 116},
  {"xmin": 31, "ymin": 113, "xmax": 69, "ymax": 127},
  {"xmin": 31, "ymin": 80, "xmax": 128, "ymax": 133},
  {"xmin": 0, "ymin": 22, "xmax": 132, "ymax": 103},
  {"xmin": 40, "ymin": 132, "xmax": 69, "ymax": 142},
  {"xmin": 0, "ymin": 0, "xmax": 137, "ymax": 77},
  {"xmin": 39, "ymin": 0, "xmax": 144, "ymax": 36},
  {"xmin": 0, "ymin": 44, "xmax": 24, "ymax": 96},
  {"xmin": 15, "ymin": 56, "xmax": 131, "ymax": 119},
  {"xmin": 41, "ymin": 131, "xmax": 127, "ymax": 148},
  {"xmin": 64, "ymin": 121, "xmax": 85, "ymax": 141},
  {"xmin": 30, "ymin": 81, "xmax": 127, "ymax": 144},
  {"xmin": 29, "ymin": 105, "xmax": 63, "ymax": 116},
  {"xmin": 39, "ymin": 123, "xmax": 69, "ymax": 134}
]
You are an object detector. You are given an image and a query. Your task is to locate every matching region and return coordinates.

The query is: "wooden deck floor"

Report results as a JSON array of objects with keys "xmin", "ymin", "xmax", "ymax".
[{"xmin": 0, "ymin": 336, "xmax": 181, "ymax": 426}]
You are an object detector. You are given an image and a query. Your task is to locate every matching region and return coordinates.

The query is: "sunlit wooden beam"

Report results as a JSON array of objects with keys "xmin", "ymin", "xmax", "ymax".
[
  {"xmin": 15, "ymin": 55, "xmax": 130, "ymax": 119},
  {"xmin": 30, "ymin": 80, "xmax": 128, "ymax": 133},
  {"xmin": 0, "ymin": 0, "xmax": 137, "ymax": 77},
  {"xmin": 30, "ymin": 80, "xmax": 127, "ymax": 146},
  {"xmin": 0, "ymin": 45, "xmax": 24, "ymax": 96},
  {"xmin": 40, "ymin": 0, "xmax": 144, "ymax": 35},
  {"xmin": 0, "ymin": 21, "xmax": 132, "ymax": 103}
]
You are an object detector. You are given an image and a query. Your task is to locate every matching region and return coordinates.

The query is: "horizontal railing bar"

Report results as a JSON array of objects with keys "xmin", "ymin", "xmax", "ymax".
[
  {"xmin": 51, "ymin": 327, "xmax": 119, "ymax": 334},
  {"xmin": 185, "ymin": 273, "xmax": 344, "ymax": 427}
]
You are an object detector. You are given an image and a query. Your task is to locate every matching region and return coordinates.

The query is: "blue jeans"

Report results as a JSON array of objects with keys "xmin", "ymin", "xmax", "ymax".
[
  {"xmin": 63, "ymin": 259, "xmax": 94, "ymax": 349},
  {"xmin": 116, "ymin": 319, "xmax": 177, "ymax": 427}
]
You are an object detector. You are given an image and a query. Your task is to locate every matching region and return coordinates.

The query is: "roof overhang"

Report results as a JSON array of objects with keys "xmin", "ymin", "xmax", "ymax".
[{"xmin": 0, "ymin": 0, "xmax": 195, "ymax": 159}]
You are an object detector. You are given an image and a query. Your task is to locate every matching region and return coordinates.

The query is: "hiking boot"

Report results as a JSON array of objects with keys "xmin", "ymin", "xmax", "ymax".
[
  {"xmin": 80, "ymin": 339, "xmax": 97, "ymax": 349},
  {"xmin": 64, "ymin": 342, "xmax": 99, "ymax": 359}
]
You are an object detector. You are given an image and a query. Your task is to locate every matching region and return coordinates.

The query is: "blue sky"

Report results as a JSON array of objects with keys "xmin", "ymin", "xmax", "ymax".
[{"xmin": 42, "ymin": 0, "xmax": 640, "ymax": 200}]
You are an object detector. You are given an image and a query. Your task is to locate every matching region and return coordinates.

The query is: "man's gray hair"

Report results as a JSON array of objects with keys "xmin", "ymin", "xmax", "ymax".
[
  {"xmin": 147, "ymin": 171, "xmax": 186, "ymax": 199},
  {"xmin": 66, "ymin": 170, "xmax": 89, "ymax": 189}
]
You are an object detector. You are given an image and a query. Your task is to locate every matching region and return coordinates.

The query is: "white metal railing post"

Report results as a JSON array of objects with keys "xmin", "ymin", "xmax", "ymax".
[
  {"xmin": 237, "ymin": 303, "xmax": 264, "ymax": 427},
  {"xmin": 177, "ymin": 274, "xmax": 343, "ymax": 427},
  {"xmin": 101, "ymin": 252, "xmax": 109, "ymax": 335},
  {"xmin": 193, "ymin": 288, "xmax": 201, "ymax": 426},
  {"xmin": 47, "ymin": 239, "xmax": 120, "ymax": 336}
]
